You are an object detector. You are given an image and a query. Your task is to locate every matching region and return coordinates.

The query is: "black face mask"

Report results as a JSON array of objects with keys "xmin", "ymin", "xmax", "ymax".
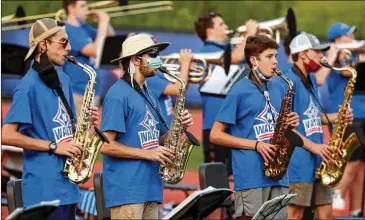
[{"xmin": 38, "ymin": 52, "xmax": 61, "ymax": 90}]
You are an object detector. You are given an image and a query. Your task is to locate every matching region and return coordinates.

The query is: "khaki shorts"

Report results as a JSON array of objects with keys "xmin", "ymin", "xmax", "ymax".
[
  {"xmin": 234, "ymin": 186, "xmax": 288, "ymax": 218},
  {"xmin": 289, "ymin": 182, "xmax": 333, "ymax": 207},
  {"xmin": 110, "ymin": 202, "xmax": 158, "ymax": 219},
  {"xmin": 73, "ymin": 93, "xmax": 100, "ymax": 118}
]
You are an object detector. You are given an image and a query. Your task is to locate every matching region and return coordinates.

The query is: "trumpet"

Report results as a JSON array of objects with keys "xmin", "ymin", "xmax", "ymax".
[
  {"xmin": 2, "ymin": 1, "xmax": 173, "ymax": 31},
  {"xmin": 161, "ymin": 50, "xmax": 230, "ymax": 84},
  {"xmin": 336, "ymin": 40, "xmax": 365, "ymax": 64}
]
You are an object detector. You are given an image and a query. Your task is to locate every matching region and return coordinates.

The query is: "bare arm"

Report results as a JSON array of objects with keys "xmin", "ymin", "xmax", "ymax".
[
  {"xmin": 231, "ymin": 19, "xmax": 258, "ymax": 64},
  {"xmin": 107, "ymin": 24, "xmax": 115, "ymax": 36},
  {"xmin": 2, "ymin": 123, "xmax": 50, "ymax": 151},
  {"xmin": 210, "ymin": 121, "xmax": 257, "ymax": 150},
  {"xmin": 320, "ymin": 112, "xmax": 338, "ymax": 124},
  {"xmin": 315, "ymin": 44, "xmax": 338, "ymax": 86}
]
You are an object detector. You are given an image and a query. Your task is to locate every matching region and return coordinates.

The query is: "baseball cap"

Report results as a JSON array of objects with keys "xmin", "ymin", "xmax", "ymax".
[
  {"xmin": 289, "ymin": 32, "xmax": 330, "ymax": 54},
  {"xmin": 328, "ymin": 22, "xmax": 356, "ymax": 42},
  {"xmin": 24, "ymin": 18, "xmax": 66, "ymax": 61}
]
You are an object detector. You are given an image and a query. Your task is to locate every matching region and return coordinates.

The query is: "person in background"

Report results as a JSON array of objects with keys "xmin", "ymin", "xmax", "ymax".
[
  {"xmin": 62, "ymin": 0, "xmax": 115, "ymax": 117},
  {"xmin": 325, "ymin": 22, "xmax": 365, "ymax": 217},
  {"xmin": 194, "ymin": 11, "xmax": 257, "ymax": 174}
]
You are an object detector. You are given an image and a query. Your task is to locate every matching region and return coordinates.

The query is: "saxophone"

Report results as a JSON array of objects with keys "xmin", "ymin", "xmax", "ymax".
[
  {"xmin": 315, "ymin": 58, "xmax": 360, "ymax": 187},
  {"xmin": 263, "ymin": 69, "xmax": 302, "ymax": 181},
  {"xmin": 63, "ymin": 56, "xmax": 109, "ymax": 184},
  {"xmin": 157, "ymin": 66, "xmax": 200, "ymax": 184}
]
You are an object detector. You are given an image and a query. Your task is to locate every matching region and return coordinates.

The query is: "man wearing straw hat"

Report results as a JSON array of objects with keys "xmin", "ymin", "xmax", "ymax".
[
  {"xmin": 2, "ymin": 18, "xmax": 99, "ymax": 219},
  {"xmin": 100, "ymin": 34, "xmax": 194, "ymax": 219}
]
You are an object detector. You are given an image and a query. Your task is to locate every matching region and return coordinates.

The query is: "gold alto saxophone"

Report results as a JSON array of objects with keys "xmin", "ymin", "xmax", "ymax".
[
  {"xmin": 263, "ymin": 69, "xmax": 303, "ymax": 181},
  {"xmin": 63, "ymin": 56, "xmax": 109, "ymax": 184},
  {"xmin": 315, "ymin": 58, "xmax": 360, "ymax": 187},
  {"xmin": 158, "ymin": 66, "xmax": 200, "ymax": 184}
]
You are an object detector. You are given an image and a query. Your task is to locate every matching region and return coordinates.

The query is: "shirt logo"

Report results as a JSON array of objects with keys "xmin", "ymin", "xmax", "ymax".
[
  {"xmin": 254, "ymin": 102, "xmax": 279, "ymax": 141},
  {"xmin": 138, "ymin": 106, "xmax": 160, "ymax": 149},
  {"xmin": 303, "ymin": 96, "xmax": 323, "ymax": 136},
  {"xmin": 52, "ymin": 98, "xmax": 73, "ymax": 143}
]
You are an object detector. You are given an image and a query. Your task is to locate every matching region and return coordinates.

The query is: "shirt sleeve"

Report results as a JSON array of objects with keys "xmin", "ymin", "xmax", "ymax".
[
  {"xmin": 215, "ymin": 92, "xmax": 241, "ymax": 125},
  {"xmin": 147, "ymin": 73, "xmax": 169, "ymax": 98},
  {"xmin": 67, "ymin": 26, "xmax": 92, "ymax": 55},
  {"xmin": 4, "ymin": 88, "xmax": 32, "ymax": 125},
  {"xmin": 83, "ymin": 24, "xmax": 97, "ymax": 41},
  {"xmin": 101, "ymin": 97, "xmax": 126, "ymax": 134}
]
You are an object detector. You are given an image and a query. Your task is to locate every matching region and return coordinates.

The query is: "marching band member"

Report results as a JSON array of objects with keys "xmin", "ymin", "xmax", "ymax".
[
  {"xmin": 210, "ymin": 35, "xmax": 300, "ymax": 220},
  {"xmin": 285, "ymin": 32, "xmax": 353, "ymax": 220},
  {"xmin": 325, "ymin": 22, "xmax": 365, "ymax": 217},
  {"xmin": 2, "ymin": 18, "xmax": 99, "ymax": 220},
  {"xmin": 62, "ymin": 0, "xmax": 115, "ymax": 116},
  {"xmin": 194, "ymin": 12, "xmax": 257, "ymax": 173},
  {"xmin": 99, "ymin": 34, "xmax": 194, "ymax": 219},
  {"xmin": 146, "ymin": 34, "xmax": 193, "ymax": 125}
]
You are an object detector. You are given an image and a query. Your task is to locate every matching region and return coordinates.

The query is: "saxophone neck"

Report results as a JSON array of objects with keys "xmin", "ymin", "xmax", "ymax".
[
  {"xmin": 159, "ymin": 66, "xmax": 186, "ymax": 90},
  {"xmin": 320, "ymin": 58, "xmax": 357, "ymax": 79},
  {"xmin": 274, "ymin": 69, "xmax": 294, "ymax": 89}
]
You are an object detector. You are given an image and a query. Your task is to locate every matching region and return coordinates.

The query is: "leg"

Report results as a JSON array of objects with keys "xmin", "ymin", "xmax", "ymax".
[
  {"xmin": 349, "ymin": 160, "xmax": 365, "ymax": 216},
  {"xmin": 142, "ymin": 202, "xmax": 159, "ymax": 220},
  {"xmin": 287, "ymin": 182, "xmax": 314, "ymax": 220},
  {"xmin": 203, "ymin": 129, "xmax": 213, "ymax": 163},
  {"xmin": 47, "ymin": 204, "xmax": 76, "ymax": 220},
  {"xmin": 234, "ymin": 188, "xmax": 263, "ymax": 219},
  {"xmin": 314, "ymin": 181, "xmax": 334, "ymax": 220},
  {"xmin": 110, "ymin": 203, "xmax": 143, "ymax": 220}
]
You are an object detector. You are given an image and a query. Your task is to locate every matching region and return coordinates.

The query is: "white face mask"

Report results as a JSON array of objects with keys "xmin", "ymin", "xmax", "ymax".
[
  {"xmin": 253, "ymin": 57, "xmax": 269, "ymax": 81},
  {"xmin": 128, "ymin": 60, "xmax": 136, "ymax": 88}
]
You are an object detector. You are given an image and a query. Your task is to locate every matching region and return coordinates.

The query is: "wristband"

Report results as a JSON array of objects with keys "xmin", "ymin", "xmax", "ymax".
[{"xmin": 255, "ymin": 141, "xmax": 259, "ymax": 152}]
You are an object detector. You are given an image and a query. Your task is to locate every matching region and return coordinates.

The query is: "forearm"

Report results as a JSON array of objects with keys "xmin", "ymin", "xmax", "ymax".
[
  {"xmin": 321, "ymin": 113, "xmax": 337, "ymax": 124},
  {"xmin": 94, "ymin": 21, "xmax": 109, "ymax": 49},
  {"xmin": 100, "ymin": 141, "xmax": 150, "ymax": 160},
  {"xmin": 292, "ymin": 130, "xmax": 316, "ymax": 153},
  {"xmin": 231, "ymin": 42, "xmax": 246, "ymax": 64},
  {"xmin": 107, "ymin": 24, "xmax": 115, "ymax": 36},
  {"xmin": 314, "ymin": 67, "xmax": 332, "ymax": 86},
  {"xmin": 210, "ymin": 129, "xmax": 256, "ymax": 150},
  {"xmin": 2, "ymin": 129, "xmax": 50, "ymax": 152}
]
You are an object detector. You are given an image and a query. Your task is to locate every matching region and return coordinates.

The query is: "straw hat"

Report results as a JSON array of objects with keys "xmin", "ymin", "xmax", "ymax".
[{"xmin": 110, "ymin": 34, "xmax": 170, "ymax": 63}]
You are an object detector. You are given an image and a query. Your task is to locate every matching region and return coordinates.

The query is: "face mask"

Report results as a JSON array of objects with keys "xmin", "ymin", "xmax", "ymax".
[
  {"xmin": 304, "ymin": 53, "xmax": 321, "ymax": 73},
  {"xmin": 253, "ymin": 57, "xmax": 270, "ymax": 81},
  {"xmin": 146, "ymin": 57, "xmax": 163, "ymax": 69},
  {"xmin": 38, "ymin": 52, "xmax": 61, "ymax": 90}
]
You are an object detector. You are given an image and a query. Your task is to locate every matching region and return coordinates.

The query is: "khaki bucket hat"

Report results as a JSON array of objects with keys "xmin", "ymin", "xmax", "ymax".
[
  {"xmin": 24, "ymin": 18, "xmax": 66, "ymax": 61},
  {"xmin": 110, "ymin": 33, "xmax": 170, "ymax": 63}
]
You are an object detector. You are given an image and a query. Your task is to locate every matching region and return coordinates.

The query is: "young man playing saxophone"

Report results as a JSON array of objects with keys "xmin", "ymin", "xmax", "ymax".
[
  {"xmin": 194, "ymin": 12, "xmax": 258, "ymax": 174},
  {"xmin": 210, "ymin": 35, "xmax": 300, "ymax": 220},
  {"xmin": 285, "ymin": 32, "xmax": 354, "ymax": 220},
  {"xmin": 2, "ymin": 18, "xmax": 99, "ymax": 220},
  {"xmin": 100, "ymin": 34, "xmax": 194, "ymax": 219}
]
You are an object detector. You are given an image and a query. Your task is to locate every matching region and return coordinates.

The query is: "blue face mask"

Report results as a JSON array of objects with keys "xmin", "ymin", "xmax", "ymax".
[{"xmin": 145, "ymin": 57, "xmax": 163, "ymax": 69}]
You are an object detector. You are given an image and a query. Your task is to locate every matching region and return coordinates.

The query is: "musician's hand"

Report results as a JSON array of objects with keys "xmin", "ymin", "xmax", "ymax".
[
  {"xmin": 311, "ymin": 143, "xmax": 333, "ymax": 164},
  {"xmin": 245, "ymin": 19, "xmax": 258, "ymax": 37},
  {"xmin": 91, "ymin": 11, "xmax": 110, "ymax": 24},
  {"xmin": 338, "ymin": 105, "xmax": 353, "ymax": 125},
  {"xmin": 179, "ymin": 49, "xmax": 193, "ymax": 69},
  {"xmin": 338, "ymin": 49, "xmax": 352, "ymax": 64},
  {"xmin": 148, "ymin": 146, "xmax": 175, "ymax": 166},
  {"xmin": 54, "ymin": 142, "xmax": 82, "ymax": 158},
  {"xmin": 256, "ymin": 142, "xmax": 276, "ymax": 164},
  {"xmin": 286, "ymin": 112, "xmax": 300, "ymax": 129},
  {"xmin": 326, "ymin": 44, "xmax": 339, "ymax": 63},
  {"xmin": 181, "ymin": 109, "xmax": 193, "ymax": 129},
  {"xmin": 88, "ymin": 106, "xmax": 99, "ymax": 126}
]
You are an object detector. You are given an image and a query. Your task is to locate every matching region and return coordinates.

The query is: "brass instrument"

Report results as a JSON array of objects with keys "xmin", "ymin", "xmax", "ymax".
[
  {"xmin": 336, "ymin": 40, "xmax": 365, "ymax": 64},
  {"xmin": 315, "ymin": 58, "xmax": 361, "ymax": 187},
  {"xmin": 158, "ymin": 66, "xmax": 200, "ymax": 184},
  {"xmin": 161, "ymin": 51, "xmax": 229, "ymax": 84},
  {"xmin": 63, "ymin": 56, "xmax": 109, "ymax": 184},
  {"xmin": 263, "ymin": 69, "xmax": 302, "ymax": 180},
  {"xmin": 227, "ymin": 16, "xmax": 288, "ymax": 44},
  {"xmin": 2, "ymin": 1, "xmax": 173, "ymax": 31}
]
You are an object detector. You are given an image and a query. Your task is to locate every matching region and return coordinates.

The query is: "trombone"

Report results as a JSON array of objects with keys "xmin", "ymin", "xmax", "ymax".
[
  {"xmin": 161, "ymin": 51, "xmax": 230, "ymax": 84},
  {"xmin": 2, "ymin": 1, "xmax": 173, "ymax": 31}
]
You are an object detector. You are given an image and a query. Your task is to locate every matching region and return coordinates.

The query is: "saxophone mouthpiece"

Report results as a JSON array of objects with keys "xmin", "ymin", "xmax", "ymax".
[
  {"xmin": 65, "ymin": 55, "xmax": 77, "ymax": 64},
  {"xmin": 158, "ymin": 66, "xmax": 168, "ymax": 73},
  {"xmin": 320, "ymin": 58, "xmax": 332, "ymax": 69}
]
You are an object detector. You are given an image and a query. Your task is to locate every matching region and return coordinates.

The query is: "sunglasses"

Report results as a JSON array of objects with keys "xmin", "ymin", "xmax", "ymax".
[{"xmin": 47, "ymin": 38, "xmax": 70, "ymax": 48}]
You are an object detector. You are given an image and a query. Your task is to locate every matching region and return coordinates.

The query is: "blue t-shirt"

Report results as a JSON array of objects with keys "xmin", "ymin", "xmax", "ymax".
[
  {"xmin": 327, "ymin": 70, "xmax": 349, "ymax": 114},
  {"xmin": 101, "ymin": 80, "xmax": 168, "ymax": 208},
  {"xmin": 146, "ymin": 72, "xmax": 174, "ymax": 125},
  {"xmin": 215, "ymin": 76, "xmax": 289, "ymax": 191},
  {"xmin": 352, "ymin": 93, "xmax": 365, "ymax": 119},
  {"xmin": 200, "ymin": 41, "xmax": 226, "ymax": 130},
  {"xmin": 4, "ymin": 67, "xmax": 79, "ymax": 207},
  {"xmin": 285, "ymin": 68, "xmax": 324, "ymax": 183},
  {"xmin": 63, "ymin": 23, "xmax": 98, "ymax": 95}
]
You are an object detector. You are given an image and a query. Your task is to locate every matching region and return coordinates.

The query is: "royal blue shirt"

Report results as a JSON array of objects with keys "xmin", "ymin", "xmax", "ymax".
[
  {"xmin": 327, "ymin": 70, "xmax": 349, "ymax": 114},
  {"xmin": 4, "ymin": 67, "xmax": 79, "ymax": 207},
  {"xmin": 215, "ymin": 75, "xmax": 289, "ymax": 191},
  {"xmin": 101, "ymin": 80, "xmax": 168, "ymax": 208},
  {"xmin": 146, "ymin": 72, "xmax": 174, "ymax": 125},
  {"xmin": 285, "ymin": 67, "xmax": 324, "ymax": 183},
  {"xmin": 63, "ymin": 23, "xmax": 98, "ymax": 96}
]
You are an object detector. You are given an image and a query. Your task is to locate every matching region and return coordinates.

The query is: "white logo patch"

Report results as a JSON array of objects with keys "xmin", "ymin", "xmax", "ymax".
[
  {"xmin": 52, "ymin": 98, "xmax": 73, "ymax": 143},
  {"xmin": 138, "ymin": 106, "xmax": 160, "ymax": 149},
  {"xmin": 302, "ymin": 96, "xmax": 323, "ymax": 136},
  {"xmin": 254, "ymin": 102, "xmax": 279, "ymax": 141}
]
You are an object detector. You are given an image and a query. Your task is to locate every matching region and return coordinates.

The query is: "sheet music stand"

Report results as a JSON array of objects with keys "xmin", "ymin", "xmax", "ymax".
[
  {"xmin": 94, "ymin": 35, "xmax": 128, "ymax": 69},
  {"xmin": 252, "ymin": 194, "xmax": 296, "ymax": 220},
  {"xmin": 6, "ymin": 200, "xmax": 60, "ymax": 220},
  {"xmin": 163, "ymin": 188, "xmax": 233, "ymax": 220}
]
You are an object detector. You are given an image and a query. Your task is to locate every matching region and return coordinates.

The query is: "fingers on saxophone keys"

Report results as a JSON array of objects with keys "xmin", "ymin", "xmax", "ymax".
[
  {"xmin": 161, "ymin": 147, "xmax": 175, "ymax": 158},
  {"xmin": 71, "ymin": 143, "xmax": 83, "ymax": 156}
]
